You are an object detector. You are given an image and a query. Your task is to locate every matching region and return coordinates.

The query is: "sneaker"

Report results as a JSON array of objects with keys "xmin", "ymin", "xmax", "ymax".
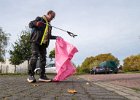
[
  {"xmin": 38, "ymin": 75, "xmax": 51, "ymax": 82},
  {"xmin": 27, "ymin": 75, "xmax": 36, "ymax": 83}
]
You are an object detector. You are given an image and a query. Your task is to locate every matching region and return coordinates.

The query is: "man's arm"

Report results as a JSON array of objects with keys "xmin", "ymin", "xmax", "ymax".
[
  {"xmin": 50, "ymin": 35, "xmax": 58, "ymax": 39},
  {"xmin": 48, "ymin": 25, "xmax": 58, "ymax": 39},
  {"xmin": 29, "ymin": 17, "xmax": 43, "ymax": 28}
]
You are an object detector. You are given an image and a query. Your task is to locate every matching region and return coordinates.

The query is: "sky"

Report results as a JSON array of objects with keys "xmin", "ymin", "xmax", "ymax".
[{"xmin": 0, "ymin": 0, "xmax": 140, "ymax": 65}]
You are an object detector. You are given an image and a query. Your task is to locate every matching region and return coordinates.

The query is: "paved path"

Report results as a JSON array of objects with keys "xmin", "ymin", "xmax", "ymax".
[
  {"xmin": 79, "ymin": 73, "xmax": 140, "ymax": 100},
  {"xmin": 0, "ymin": 75, "xmax": 128, "ymax": 100}
]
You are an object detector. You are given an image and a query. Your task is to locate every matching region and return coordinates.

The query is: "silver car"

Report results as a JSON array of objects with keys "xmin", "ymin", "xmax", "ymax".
[{"xmin": 34, "ymin": 63, "xmax": 57, "ymax": 74}]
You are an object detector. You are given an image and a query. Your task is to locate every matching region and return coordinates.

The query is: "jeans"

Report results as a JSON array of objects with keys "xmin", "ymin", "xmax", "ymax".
[{"xmin": 28, "ymin": 43, "xmax": 47, "ymax": 77}]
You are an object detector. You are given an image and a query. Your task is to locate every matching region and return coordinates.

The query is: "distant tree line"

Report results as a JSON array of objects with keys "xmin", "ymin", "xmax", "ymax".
[
  {"xmin": 76, "ymin": 53, "xmax": 119, "ymax": 74},
  {"xmin": 76, "ymin": 53, "xmax": 140, "ymax": 74}
]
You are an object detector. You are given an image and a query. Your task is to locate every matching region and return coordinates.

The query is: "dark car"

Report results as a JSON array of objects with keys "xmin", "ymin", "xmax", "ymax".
[
  {"xmin": 90, "ymin": 61, "xmax": 118, "ymax": 74},
  {"xmin": 90, "ymin": 66, "xmax": 112, "ymax": 74}
]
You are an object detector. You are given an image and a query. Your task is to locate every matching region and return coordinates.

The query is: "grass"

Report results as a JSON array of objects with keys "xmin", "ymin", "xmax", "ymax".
[
  {"xmin": 0, "ymin": 73, "xmax": 27, "ymax": 76},
  {"xmin": 123, "ymin": 71, "xmax": 140, "ymax": 74},
  {"xmin": 74, "ymin": 72, "xmax": 89, "ymax": 75}
]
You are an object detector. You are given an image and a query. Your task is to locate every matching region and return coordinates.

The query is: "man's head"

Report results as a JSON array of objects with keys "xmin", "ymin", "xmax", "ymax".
[{"xmin": 46, "ymin": 10, "xmax": 55, "ymax": 22}]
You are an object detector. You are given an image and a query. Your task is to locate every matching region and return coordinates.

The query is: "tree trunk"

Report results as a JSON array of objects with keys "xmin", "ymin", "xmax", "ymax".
[
  {"xmin": 27, "ymin": 60, "xmax": 29, "ymax": 72},
  {"xmin": 6, "ymin": 65, "xmax": 8, "ymax": 73},
  {"xmin": 0, "ymin": 64, "xmax": 2, "ymax": 73},
  {"xmin": 14, "ymin": 65, "xmax": 16, "ymax": 73}
]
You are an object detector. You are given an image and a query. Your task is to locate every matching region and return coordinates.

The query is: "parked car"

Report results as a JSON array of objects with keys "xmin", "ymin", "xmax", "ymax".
[
  {"xmin": 90, "ymin": 61, "xmax": 118, "ymax": 74},
  {"xmin": 90, "ymin": 66, "xmax": 112, "ymax": 74},
  {"xmin": 34, "ymin": 63, "xmax": 57, "ymax": 74}
]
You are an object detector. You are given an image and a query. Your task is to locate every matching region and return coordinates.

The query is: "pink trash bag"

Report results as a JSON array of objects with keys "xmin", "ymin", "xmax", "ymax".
[{"xmin": 53, "ymin": 37, "xmax": 78, "ymax": 81}]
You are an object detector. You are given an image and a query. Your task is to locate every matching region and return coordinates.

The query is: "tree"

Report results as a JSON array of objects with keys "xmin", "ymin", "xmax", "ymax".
[
  {"xmin": 123, "ymin": 54, "xmax": 140, "ymax": 72},
  {"xmin": 0, "ymin": 27, "xmax": 9, "ymax": 62},
  {"xmin": 94, "ymin": 53, "xmax": 119, "ymax": 65},
  {"xmin": 80, "ymin": 56, "xmax": 95, "ymax": 73},
  {"xmin": 19, "ymin": 30, "xmax": 31, "ymax": 64},
  {"xmin": 49, "ymin": 49, "xmax": 55, "ymax": 59},
  {"xmin": 9, "ymin": 42, "xmax": 24, "ymax": 73},
  {"xmin": 9, "ymin": 30, "xmax": 31, "ymax": 72}
]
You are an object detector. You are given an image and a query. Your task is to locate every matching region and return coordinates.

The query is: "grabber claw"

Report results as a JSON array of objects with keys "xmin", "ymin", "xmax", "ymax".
[{"xmin": 67, "ymin": 31, "xmax": 77, "ymax": 38}]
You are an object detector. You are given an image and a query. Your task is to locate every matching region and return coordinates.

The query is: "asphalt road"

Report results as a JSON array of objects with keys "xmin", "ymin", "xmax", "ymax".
[{"xmin": 0, "ymin": 75, "xmax": 129, "ymax": 100}]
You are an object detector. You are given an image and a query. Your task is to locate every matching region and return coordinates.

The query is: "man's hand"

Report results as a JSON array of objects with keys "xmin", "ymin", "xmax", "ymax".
[{"xmin": 35, "ymin": 21, "xmax": 44, "ymax": 27}]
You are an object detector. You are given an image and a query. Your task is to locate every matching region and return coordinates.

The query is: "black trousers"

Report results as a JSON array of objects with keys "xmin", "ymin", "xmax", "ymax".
[{"xmin": 28, "ymin": 43, "xmax": 47, "ymax": 77}]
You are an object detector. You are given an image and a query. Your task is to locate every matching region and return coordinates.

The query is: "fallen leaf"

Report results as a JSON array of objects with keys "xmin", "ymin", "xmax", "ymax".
[{"xmin": 67, "ymin": 89, "xmax": 77, "ymax": 94}]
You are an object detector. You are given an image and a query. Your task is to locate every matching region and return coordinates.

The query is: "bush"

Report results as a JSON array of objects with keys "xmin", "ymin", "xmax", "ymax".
[
  {"xmin": 123, "ymin": 54, "xmax": 140, "ymax": 72},
  {"xmin": 76, "ymin": 67, "xmax": 90, "ymax": 74}
]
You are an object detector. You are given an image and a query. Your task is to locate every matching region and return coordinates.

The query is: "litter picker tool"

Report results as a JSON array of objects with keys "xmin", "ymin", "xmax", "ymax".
[
  {"xmin": 50, "ymin": 25, "xmax": 77, "ymax": 38},
  {"xmin": 40, "ymin": 21, "xmax": 78, "ymax": 38}
]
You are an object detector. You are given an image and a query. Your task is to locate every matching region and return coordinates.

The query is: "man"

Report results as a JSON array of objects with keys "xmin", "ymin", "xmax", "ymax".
[{"xmin": 27, "ymin": 10, "xmax": 57, "ymax": 83}]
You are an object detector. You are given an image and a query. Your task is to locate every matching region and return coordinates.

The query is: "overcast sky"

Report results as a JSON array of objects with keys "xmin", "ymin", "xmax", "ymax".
[{"xmin": 0, "ymin": 0, "xmax": 140, "ymax": 65}]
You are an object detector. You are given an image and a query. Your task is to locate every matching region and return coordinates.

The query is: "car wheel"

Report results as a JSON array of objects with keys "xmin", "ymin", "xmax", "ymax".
[{"xmin": 114, "ymin": 71, "xmax": 118, "ymax": 74}]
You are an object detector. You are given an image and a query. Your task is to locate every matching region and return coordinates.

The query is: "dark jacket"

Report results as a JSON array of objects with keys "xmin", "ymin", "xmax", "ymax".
[{"xmin": 29, "ymin": 16, "xmax": 57, "ymax": 47}]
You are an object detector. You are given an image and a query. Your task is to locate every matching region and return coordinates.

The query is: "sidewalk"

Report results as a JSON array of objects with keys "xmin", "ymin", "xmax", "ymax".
[
  {"xmin": 94, "ymin": 82, "xmax": 140, "ymax": 100},
  {"xmin": 79, "ymin": 74, "xmax": 140, "ymax": 100},
  {"xmin": 0, "ymin": 75, "xmax": 128, "ymax": 100}
]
